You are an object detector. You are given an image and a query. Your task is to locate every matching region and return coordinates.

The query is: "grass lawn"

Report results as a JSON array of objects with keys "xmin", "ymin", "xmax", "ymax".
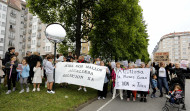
[{"xmin": 0, "ymin": 81, "xmax": 97, "ymax": 111}]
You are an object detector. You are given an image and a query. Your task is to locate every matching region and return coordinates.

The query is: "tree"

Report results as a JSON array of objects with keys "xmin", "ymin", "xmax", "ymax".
[
  {"xmin": 89, "ymin": 0, "xmax": 150, "ymax": 62},
  {"xmin": 27, "ymin": 0, "xmax": 97, "ymax": 57}
]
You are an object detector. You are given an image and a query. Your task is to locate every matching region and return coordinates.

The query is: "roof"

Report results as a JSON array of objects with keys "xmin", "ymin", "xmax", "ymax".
[
  {"xmin": 8, "ymin": 0, "xmax": 21, "ymax": 11},
  {"xmin": 161, "ymin": 31, "xmax": 190, "ymax": 39}
]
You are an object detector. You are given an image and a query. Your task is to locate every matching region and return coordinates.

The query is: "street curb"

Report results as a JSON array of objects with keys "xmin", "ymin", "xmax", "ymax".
[{"xmin": 74, "ymin": 97, "xmax": 97, "ymax": 111}]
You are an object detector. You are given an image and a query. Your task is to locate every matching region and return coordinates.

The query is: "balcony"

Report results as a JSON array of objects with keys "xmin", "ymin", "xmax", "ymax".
[
  {"xmin": 29, "ymin": 22, "xmax": 32, "ymax": 27},
  {"xmin": 27, "ymin": 44, "xmax": 31, "ymax": 48},
  {"xmin": 37, "ymin": 34, "xmax": 41, "ymax": 39},
  {"xmin": 22, "ymin": 44, "xmax": 25, "ymax": 48},
  {"xmin": 8, "ymin": 40, "xmax": 14, "ymax": 46},
  {"xmin": 37, "ymin": 42, "xmax": 41, "ymax": 47},
  {"xmin": 24, "ymin": 16, "xmax": 27, "ymax": 21},
  {"xmin": 23, "ymin": 38, "xmax": 26, "ymax": 42},
  {"xmin": 29, "ymin": 15, "xmax": 33, "ymax": 20},
  {"xmin": 28, "ymin": 36, "xmax": 31, "ymax": 41},
  {"xmin": 38, "ymin": 27, "xmax": 42, "ymax": 31},
  {"xmin": 10, "ymin": 12, "xmax": 16, "ymax": 18},
  {"xmin": 8, "ymin": 35, "xmax": 15, "ymax": 40},
  {"xmin": 23, "ymin": 30, "xmax": 26, "ymax": 35},
  {"xmin": 9, "ymin": 20, "xmax": 16, "ymax": 25},
  {"xmin": 28, "ymin": 29, "xmax": 32, "ymax": 34},
  {"xmin": 24, "ymin": 24, "xmax": 27, "ymax": 28},
  {"xmin": 9, "ymin": 27, "xmax": 15, "ymax": 32}
]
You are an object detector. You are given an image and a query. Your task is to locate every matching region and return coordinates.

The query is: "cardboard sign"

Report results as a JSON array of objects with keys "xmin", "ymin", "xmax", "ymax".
[
  {"xmin": 115, "ymin": 68, "xmax": 150, "ymax": 91},
  {"xmin": 154, "ymin": 52, "xmax": 169, "ymax": 64}
]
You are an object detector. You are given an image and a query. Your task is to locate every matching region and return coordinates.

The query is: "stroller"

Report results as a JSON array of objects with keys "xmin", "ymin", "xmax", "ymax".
[{"xmin": 162, "ymin": 76, "xmax": 186, "ymax": 111}]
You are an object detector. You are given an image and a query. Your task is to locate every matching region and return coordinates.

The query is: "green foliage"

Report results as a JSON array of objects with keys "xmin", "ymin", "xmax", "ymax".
[
  {"xmin": 57, "ymin": 39, "xmax": 75, "ymax": 56},
  {"xmin": 89, "ymin": 0, "xmax": 150, "ymax": 62}
]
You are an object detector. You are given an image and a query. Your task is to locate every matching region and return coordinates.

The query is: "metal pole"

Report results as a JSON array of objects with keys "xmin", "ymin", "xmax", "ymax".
[{"xmin": 53, "ymin": 42, "xmax": 56, "ymax": 90}]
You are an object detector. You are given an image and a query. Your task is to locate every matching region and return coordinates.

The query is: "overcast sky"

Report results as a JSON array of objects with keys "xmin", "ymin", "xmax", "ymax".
[{"xmin": 139, "ymin": 0, "xmax": 190, "ymax": 56}]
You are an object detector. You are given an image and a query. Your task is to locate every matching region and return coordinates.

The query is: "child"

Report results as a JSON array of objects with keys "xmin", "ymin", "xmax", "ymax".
[
  {"xmin": 19, "ymin": 59, "xmax": 30, "ymax": 93},
  {"xmin": 151, "ymin": 74, "xmax": 158, "ymax": 98},
  {"xmin": 32, "ymin": 61, "xmax": 43, "ymax": 92},
  {"xmin": 112, "ymin": 62, "xmax": 123, "ymax": 100},
  {"xmin": 5, "ymin": 55, "xmax": 18, "ymax": 94},
  {"xmin": 45, "ymin": 56, "xmax": 55, "ymax": 94},
  {"xmin": 167, "ymin": 84, "xmax": 183, "ymax": 104}
]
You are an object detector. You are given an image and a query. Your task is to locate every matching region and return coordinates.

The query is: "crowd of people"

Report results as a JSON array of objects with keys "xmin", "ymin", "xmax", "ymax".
[{"xmin": 0, "ymin": 47, "xmax": 188, "ymax": 104}]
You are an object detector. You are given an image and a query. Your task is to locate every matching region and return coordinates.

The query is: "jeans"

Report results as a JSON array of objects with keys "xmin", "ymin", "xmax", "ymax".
[{"xmin": 158, "ymin": 77, "xmax": 169, "ymax": 94}]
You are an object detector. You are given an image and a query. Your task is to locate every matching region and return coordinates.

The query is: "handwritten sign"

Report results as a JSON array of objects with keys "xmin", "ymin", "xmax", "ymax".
[
  {"xmin": 154, "ymin": 52, "xmax": 169, "ymax": 64},
  {"xmin": 115, "ymin": 68, "xmax": 150, "ymax": 91},
  {"xmin": 180, "ymin": 60, "xmax": 189, "ymax": 69},
  {"xmin": 55, "ymin": 62, "xmax": 107, "ymax": 91}
]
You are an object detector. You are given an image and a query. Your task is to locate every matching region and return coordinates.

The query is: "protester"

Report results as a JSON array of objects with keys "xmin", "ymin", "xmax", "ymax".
[
  {"xmin": 126, "ymin": 64, "xmax": 137, "ymax": 101},
  {"xmin": 94, "ymin": 58, "xmax": 101, "ymax": 65},
  {"xmin": 151, "ymin": 74, "xmax": 158, "ymax": 98},
  {"xmin": 56, "ymin": 54, "xmax": 64, "ymax": 62},
  {"xmin": 24, "ymin": 51, "xmax": 32, "ymax": 63},
  {"xmin": 15, "ymin": 52, "xmax": 20, "ymax": 63},
  {"xmin": 156, "ymin": 62, "xmax": 169, "ymax": 97},
  {"xmin": 5, "ymin": 55, "xmax": 18, "ymax": 94},
  {"xmin": 27, "ymin": 52, "xmax": 42, "ymax": 84},
  {"xmin": 43, "ymin": 54, "xmax": 49, "ymax": 88},
  {"xmin": 33, "ymin": 61, "xmax": 43, "ymax": 92},
  {"xmin": 66, "ymin": 52, "xmax": 73, "ymax": 62},
  {"xmin": 139, "ymin": 63, "xmax": 148, "ymax": 102},
  {"xmin": 45, "ymin": 56, "xmax": 55, "ymax": 94},
  {"xmin": 0, "ymin": 57, "xmax": 5, "ymax": 87},
  {"xmin": 112, "ymin": 62, "xmax": 123, "ymax": 100},
  {"xmin": 98, "ymin": 61, "xmax": 110, "ymax": 100},
  {"xmin": 19, "ymin": 59, "xmax": 30, "ymax": 93},
  {"xmin": 77, "ymin": 56, "xmax": 87, "ymax": 92},
  {"xmin": 4, "ymin": 47, "xmax": 15, "ymax": 65}
]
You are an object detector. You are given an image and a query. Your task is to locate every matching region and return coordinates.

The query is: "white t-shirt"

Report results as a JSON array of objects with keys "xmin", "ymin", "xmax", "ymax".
[{"xmin": 159, "ymin": 67, "xmax": 166, "ymax": 77}]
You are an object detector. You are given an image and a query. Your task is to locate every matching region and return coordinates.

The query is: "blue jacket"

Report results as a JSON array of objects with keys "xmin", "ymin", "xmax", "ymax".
[
  {"xmin": 20, "ymin": 64, "xmax": 30, "ymax": 78},
  {"xmin": 152, "ymin": 79, "xmax": 157, "ymax": 88}
]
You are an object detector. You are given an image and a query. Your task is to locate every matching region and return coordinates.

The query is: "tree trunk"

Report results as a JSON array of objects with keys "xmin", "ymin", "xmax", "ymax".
[{"xmin": 75, "ymin": 0, "xmax": 82, "ymax": 58}]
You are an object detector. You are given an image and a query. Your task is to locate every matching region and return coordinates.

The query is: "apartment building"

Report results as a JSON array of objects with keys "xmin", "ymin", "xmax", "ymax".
[
  {"xmin": 153, "ymin": 31, "xmax": 190, "ymax": 63},
  {"xmin": 0, "ymin": 0, "xmax": 7, "ymax": 58}
]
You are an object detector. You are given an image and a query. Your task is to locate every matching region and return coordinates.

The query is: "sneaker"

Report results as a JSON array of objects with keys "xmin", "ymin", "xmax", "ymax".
[
  {"xmin": 83, "ymin": 88, "xmax": 87, "ymax": 92},
  {"xmin": 127, "ymin": 98, "xmax": 130, "ymax": 101},
  {"xmin": 6, "ymin": 90, "xmax": 11, "ymax": 94},
  {"xmin": 50, "ymin": 90, "xmax": 55, "ymax": 94},
  {"xmin": 133, "ymin": 97, "xmax": 136, "ymax": 102},
  {"xmin": 37, "ymin": 88, "xmax": 40, "ymax": 92},
  {"xmin": 78, "ymin": 87, "xmax": 82, "ymax": 91},
  {"xmin": 98, "ymin": 96, "xmax": 101, "ymax": 100},
  {"xmin": 19, "ymin": 89, "xmax": 25, "ymax": 93},
  {"xmin": 166, "ymin": 95, "xmax": 170, "ymax": 99},
  {"xmin": 137, "ymin": 94, "xmax": 140, "ymax": 98},
  {"xmin": 151, "ymin": 94, "xmax": 154, "ymax": 98},
  {"xmin": 140, "ymin": 98, "xmax": 143, "ymax": 102},
  {"xmin": 102, "ymin": 97, "xmax": 106, "ymax": 100},
  {"xmin": 12, "ymin": 87, "xmax": 16, "ymax": 92},
  {"xmin": 26, "ymin": 87, "xmax": 29, "ymax": 93},
  {"xmin": 120, "ymin": 97, "xmax": 123, "ymax": 100},
  {"xmin": 32, "ymin": 88, "xmax": 36, "ymax": 92},
  {"xmin": 144, "ymin": 98, "xmax": 147, "ymax": 102},
  {"xmin": 112, "ymin": 96, "xmax": 115, "ymax": 99},
  {"xmin": 47, "ymin": 90, "xmax": 51, "ymax": 93}
]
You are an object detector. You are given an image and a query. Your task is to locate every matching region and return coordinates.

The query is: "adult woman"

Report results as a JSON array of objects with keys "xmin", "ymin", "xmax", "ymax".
[
  {"xmin": 112, "ymin": 62, "xmax": 123, "ymax": 100},
  {"xmin": 156, "ymin": 62, "xmax": 169, "ymax": 97},
  {"xmin": 98, "ymin": 61, "xmax": 110, "ymax": 100}
]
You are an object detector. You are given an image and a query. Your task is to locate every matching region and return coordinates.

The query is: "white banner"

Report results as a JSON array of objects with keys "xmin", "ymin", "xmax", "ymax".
[
  {"xmin": 115, "ymin": 68, "xmax": 150, "ymax": 91},
  {"xmin": 55, "ymin": 62, "xmax": 107, "ymax": 91}
]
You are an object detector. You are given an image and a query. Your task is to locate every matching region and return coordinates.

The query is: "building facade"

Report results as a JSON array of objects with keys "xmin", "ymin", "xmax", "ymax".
[
  {"xmin": 0, "ymin": 0, "xmax": 7, "ymax": 58},
  {"xmin": 153, "ymin": 32, "xmax": 190, "ymax": 63}
]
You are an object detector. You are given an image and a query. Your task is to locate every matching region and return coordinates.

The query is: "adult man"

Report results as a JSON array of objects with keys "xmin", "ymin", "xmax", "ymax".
[
  {"xmin": 15, "ymin": 52, "xmax": 20, "ymax": 63},
  {"xmin": 24, "ymin": 51, "xmax": 32, "ymax": 63},
  {"xmin": 66, "ymin": 52, "xmax": 73, "ymax": 62}
]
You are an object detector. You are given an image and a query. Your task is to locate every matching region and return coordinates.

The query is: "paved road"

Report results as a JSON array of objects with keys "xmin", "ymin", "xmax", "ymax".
[{"xmin": 80, "ymin": 79, "xmax": 190, "ymax": 111}]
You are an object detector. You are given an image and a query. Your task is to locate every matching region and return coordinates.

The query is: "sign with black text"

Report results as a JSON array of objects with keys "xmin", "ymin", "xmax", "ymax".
[
  {"xmin": 115, "ymin": 68, "xmax": 150, "ymax": 91},
  {"xmin": 55, "ymin": 62, "xmax": 107, "ymax": 91}
]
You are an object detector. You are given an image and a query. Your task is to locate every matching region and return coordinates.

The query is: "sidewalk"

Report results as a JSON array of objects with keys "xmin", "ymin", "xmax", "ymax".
[{"xmin": 80, "ymin": 79, "xmax": 190, "ymax": 111}]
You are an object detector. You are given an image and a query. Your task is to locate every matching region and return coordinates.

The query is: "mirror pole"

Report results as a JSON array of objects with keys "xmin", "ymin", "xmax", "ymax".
[{"xmin": 53, "ymin": 42, "xmax": 56, "ymax": 91}]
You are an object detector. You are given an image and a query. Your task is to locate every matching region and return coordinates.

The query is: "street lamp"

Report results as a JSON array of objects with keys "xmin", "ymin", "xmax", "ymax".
[{"xmin": 45, "ymin": 23, "xmax": 66, "ymax": 90}]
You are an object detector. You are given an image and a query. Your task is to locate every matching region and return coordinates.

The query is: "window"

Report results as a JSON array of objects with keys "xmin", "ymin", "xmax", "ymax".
[
  {"xmin": 1, "ymin": 22, "xmax": 5, "ymax": 27},
  {"xmin": 183, "ymin": 52, "xmax": 186, "ymax": 54},
  {"xmin": 1, "ymin": 30, "xmax": 5, "ymax": 35},
  {"xmin": 183, "ymin": 48, "xmax": 186, "ymax": 51},
  {"xmin": 3, "ymin": 6, "xmax": 6, "ymax": 11},
  {"xmin": 0, "ymin": 4, "xmax": 2, "ymax": 10},
  {"xmin": 48, "ymin": 46, "xmax": 50, "ymax": 51},
  {"xmin": 83, "ymin": 47, "xmax": 86, "ymax": 50},
  {"xmin": 0, "ymin": 38, "xmax": 3, "ymax": 42},
  {"xmin": 0, "ymin": 46, "xmax": 3, "ymax": 51},
  {"xmin": 2, "ymin": 14, "xmax": 5, "ymax": 19}
]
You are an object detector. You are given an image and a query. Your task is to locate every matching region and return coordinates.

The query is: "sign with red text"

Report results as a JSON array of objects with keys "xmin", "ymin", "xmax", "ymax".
[{"xmin": 154, "ymin": 52, "xmax": 169, "ymax": 64}]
